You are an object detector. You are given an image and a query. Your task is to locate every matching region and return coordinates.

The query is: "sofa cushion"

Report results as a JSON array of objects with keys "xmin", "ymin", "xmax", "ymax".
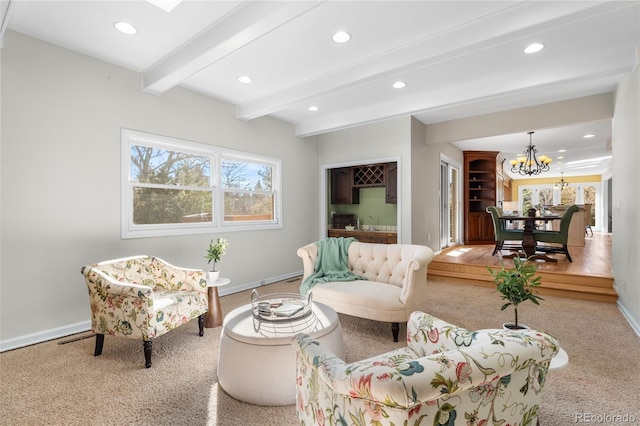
[
  {"xmin": 348, "ymin": 243, "xmax": 408, "ymax": 286},
  {"xmin": 310, "ymin": 280, "xmax": 406, "ymax": 322}
]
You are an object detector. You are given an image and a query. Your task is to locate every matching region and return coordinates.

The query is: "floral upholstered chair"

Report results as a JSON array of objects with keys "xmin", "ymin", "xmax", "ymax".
[
  {"xmin": 81, "ymin": 255, "xmax": 209, "ymax": 368},
  {"xmin": 293, "ymin": 311, "xmax": 559, "ymax": 425}
]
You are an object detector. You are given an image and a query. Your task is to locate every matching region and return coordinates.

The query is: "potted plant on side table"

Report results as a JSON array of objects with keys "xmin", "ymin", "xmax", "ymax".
[
  {"xmin": 486, "ymin": 256, "xmax": 544, "ymax": 330},
  {"xmin": 205, "ymin": 237, "xmax": 229, "ymax": 283}
]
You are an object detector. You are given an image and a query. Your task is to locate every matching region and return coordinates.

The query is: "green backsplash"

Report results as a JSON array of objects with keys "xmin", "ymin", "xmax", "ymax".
[{"xmin": 329, "ymin": 187, "xmax": 397, "ymax": 227}]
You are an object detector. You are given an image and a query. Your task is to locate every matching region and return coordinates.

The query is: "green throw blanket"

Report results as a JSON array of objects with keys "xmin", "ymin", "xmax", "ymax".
[{"xmin": 300, "ymin": 237, "xmax": 365, "ymax": 295}]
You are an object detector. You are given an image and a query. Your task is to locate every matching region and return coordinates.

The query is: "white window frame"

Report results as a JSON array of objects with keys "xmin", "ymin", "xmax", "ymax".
[
  {"xmin": 219, "ymin": 152, "xmax": 280, "ymax": 229},
  {"xmin": 121, "ymin": 129, "xmax": 282, "ymax": 239}
]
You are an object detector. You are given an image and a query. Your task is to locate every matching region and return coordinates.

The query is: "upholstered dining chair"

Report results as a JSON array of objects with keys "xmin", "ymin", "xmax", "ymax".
[
  {"xmin": 81, "ymin": 255, "xmax": 209, "ymax": 368},
  {"xmin": 486, "ymin": 206, "xmax": 524, "ymax": 255},
  {"xmin": 534, "ymin": 204, "xmax": 580, "ymax": 262}
]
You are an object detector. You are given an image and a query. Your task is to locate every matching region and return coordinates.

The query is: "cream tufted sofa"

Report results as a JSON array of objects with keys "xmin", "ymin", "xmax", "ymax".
[
  {"xmin": 293, "ymin": 311, "xmax": 559, "ymax": 425},
  {"xmin": 297, "ymin": 241, "xmax": 434, "ymax": 341}
]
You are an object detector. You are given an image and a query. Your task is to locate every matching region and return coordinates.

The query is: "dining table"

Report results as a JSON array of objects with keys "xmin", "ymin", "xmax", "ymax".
[{"xmin": 500, "ymin": 212, "xmax": 562, "ymax": 262}]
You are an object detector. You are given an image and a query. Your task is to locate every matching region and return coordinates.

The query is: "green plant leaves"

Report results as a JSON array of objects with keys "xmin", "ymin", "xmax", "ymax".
[{"xmin": 486, "ymin": 257, "xmax": 544, "ymax": 327}]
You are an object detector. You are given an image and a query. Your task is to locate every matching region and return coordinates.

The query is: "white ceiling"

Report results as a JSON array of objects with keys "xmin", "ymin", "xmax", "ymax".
[{"xmin": 4, "ymin": 0, "xmax": 639, "ymax": 178}]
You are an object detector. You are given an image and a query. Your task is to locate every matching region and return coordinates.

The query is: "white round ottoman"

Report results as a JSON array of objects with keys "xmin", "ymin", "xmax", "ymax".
[{"xmin": 217, "ymin": 301, "xmax": 344, "ymax": 406}]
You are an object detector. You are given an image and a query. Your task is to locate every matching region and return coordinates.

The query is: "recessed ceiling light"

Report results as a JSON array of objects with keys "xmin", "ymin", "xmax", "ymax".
[
  {"xmin": 392, "ymin": 81, "xmax": 406, "ymax": 89},
  {"xmin": 114, "ymin": 22, "xmax": 137, "ymax": 35},
  {"xmin": 237, "ymin": 75, "xmax": 252, "ymax": 84},
  {"xmin": 524, "ymin": 43, "xmax": 544, "ymax": 54},
  {"xmin": 308, "ymin": 106, "xmax": 319, "ymax": 112},
  {"xmin": 557, "ymin": 156, "xmax": 565, "ymax": 160},
  {"xmin": 583, "ymin": 134, "xmax": 595, "ymax": 138},
  {"xmin": 332, "ymin": 31, "xmax": 351, "ymax": 43},
  {"xmin": 558, "ymin": 149, "xmax": 567, "ymax": 153}
]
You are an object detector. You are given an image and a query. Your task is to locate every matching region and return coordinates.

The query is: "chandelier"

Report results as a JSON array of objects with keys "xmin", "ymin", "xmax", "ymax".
[
  {"xmin": 555, "ymin": 172, "xmax": 569, "ymax": 189},
  {"xmin": 510, "ymin": 131, "xmax": 552, "ymax": 176}
]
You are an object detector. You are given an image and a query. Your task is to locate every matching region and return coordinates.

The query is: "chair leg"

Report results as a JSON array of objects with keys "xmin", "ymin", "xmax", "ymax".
[
  {"xmin": 94, "ymin": 333, "xmax": 104, "ymax": 356},
  {"xmin": 492, "ymin": 242, "xmax": 500, "ymax": 255},
  {"xmin": 391, "ymin": 322, "xmax": 400, "ymax": 342},
  {"xmin": 563, "ymin": 245, "xmax": 573, "ymax": 263},
  {"xmin": 143, "ymin": 340, "xmax": 152, "ymax": 368},
  {"xmin": 198, "ymin": 314, "xmax": 205, "ymax": 337}
]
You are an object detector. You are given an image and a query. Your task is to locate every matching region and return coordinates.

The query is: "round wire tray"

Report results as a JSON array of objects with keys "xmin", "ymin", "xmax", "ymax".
[{"xmin": 250, "ymin": 290, "xmax": 313, "ymax": 322}]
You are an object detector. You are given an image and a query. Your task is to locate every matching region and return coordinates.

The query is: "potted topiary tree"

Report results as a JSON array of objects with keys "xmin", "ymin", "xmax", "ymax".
[
  {"xmin": 205, "ymin": 237, "xmax": 228, "ymax": 283},
  {"xmin": 486, "ymin": 256, "xmax": 544, "ymax": 330}
]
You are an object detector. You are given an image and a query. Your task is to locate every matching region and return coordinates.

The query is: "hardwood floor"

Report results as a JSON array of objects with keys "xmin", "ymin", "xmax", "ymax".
[{"xmin": 428, "ymin": 232, "xmax": 617, "ymax": 303}]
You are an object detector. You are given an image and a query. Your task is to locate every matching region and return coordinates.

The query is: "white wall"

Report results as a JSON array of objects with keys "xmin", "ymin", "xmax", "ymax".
[
  {"xmin": 0, "ymin": 31, "xmax": 319, "ymax": 348},
  {"xmin": 411, "ymin": 117, "xmax": 464, "ymax": 248},
  {"xmin": 410, "ymin": 118, "xmax": 431, "ymax": 247},
  {"xmin": 317, "ymin": 117, "xmax": 414, "ymax": 244},
  {"xmin": 612, "ymin": 68, "xmax": 640, "ymax": 333},
  {"xmin": 424, "ymin": 93, "xmax": 614, "ymax": 144}
]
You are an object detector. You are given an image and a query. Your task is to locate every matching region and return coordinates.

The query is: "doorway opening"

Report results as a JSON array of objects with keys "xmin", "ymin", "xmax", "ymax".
[{"xmin": 440, "ymin": 155, "xmax": 462, "ymax": 250}]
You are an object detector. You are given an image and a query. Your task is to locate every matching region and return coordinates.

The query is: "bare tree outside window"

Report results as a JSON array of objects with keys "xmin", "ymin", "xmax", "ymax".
[
  {"xmin": 560, "ymin": 186, "xmax": 576, "ymax": 206},
  {"xmin": 121, "ymin": 129, "xmax": 282, "ymax": 238},
  {"xmin": 222, "ymin": 158, "xmax": 275, "ymax": 222},
  {"xmin": 583, "ymin": 186, "xmax": 596, "ymax": 226},
  {"xmin": 538, "ymin": 188, "xmax": 553, "ymax": 208},
  {"xmin": 522, "ymin": 188, "xmax": 533, "ymax": 213},
  {"xmin": 130, "ymin": 145, "xmax": 211, "ymax": 225}
]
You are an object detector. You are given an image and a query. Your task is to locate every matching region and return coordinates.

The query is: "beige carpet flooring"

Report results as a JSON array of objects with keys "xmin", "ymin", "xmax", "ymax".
[{"xmin": 1, "ymin": 276, "xmax": 639, "ymax": 425}]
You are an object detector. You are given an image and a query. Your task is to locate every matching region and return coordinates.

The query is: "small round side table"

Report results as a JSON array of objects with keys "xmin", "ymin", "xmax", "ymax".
[
  {"xmin": 205, "ymin": 277, "xmax": 231, "ymax": 328},
  {"xmin": 550, "ymin": 347, "xmax": 569, "ymax": 371}
]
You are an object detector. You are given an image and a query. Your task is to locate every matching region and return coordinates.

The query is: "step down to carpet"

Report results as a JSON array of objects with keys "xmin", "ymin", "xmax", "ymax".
[{"xmin": 428, "ymin": 261, "xmax": 617, "ymax": 304}]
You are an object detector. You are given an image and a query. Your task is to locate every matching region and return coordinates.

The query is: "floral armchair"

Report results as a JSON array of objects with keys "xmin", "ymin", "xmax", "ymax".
[
  {"xmin": 293, "ymin": 311, "xmax": 559, "ymax": 425},
  {"xmin": 81, "ymin": 255, "xmax": 209, "ymax": 368}
]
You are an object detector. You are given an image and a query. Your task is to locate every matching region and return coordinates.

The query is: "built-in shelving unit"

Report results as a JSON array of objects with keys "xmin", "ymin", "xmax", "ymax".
[{"xmin": 463, "ymin": 151, "xmax": 504, "ymax": 244}]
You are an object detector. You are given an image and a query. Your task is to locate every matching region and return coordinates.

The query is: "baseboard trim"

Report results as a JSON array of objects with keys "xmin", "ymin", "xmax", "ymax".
[
  {"xmin": 0, "ymin": 321, "xmax": 91, "ymax": 353},
  {"xmin": 218, "ymin": 271, "xmax": 303, "ymax": 297},
  {"xmin": 617, "ymin": 300, "xmax": 640, "ymax": 337},
  {"xmin": 0, "ymin": 271, "xmax": 304, "ymax": 352}
]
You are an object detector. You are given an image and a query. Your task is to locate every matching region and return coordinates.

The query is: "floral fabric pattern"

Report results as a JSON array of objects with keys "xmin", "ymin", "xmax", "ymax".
[
  {"xmin": 293, "ymin": 311, "xmax": 559, "ymax": 426},
  {"xmin": 81, "ymin": 255, "xmax": 208, "ymax": 341}
]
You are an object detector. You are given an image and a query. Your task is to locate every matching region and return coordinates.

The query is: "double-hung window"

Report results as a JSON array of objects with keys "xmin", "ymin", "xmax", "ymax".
[
  {"xmin": 221, "ymin": 155, "xmax": 276, "ymax": 224},
  {"xmin": 121, "ymin": 129, "xmax": 281, "ymax": 238}
]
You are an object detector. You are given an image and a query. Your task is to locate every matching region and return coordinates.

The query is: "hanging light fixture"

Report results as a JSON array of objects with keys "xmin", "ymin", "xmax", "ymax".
[
  {"xmin": 510, "ymin": 131, "xmax": 552, "ymax": 176},
  {"xmin": 555, "ymin": 172, "xmax": 569, "ymax": 189}
]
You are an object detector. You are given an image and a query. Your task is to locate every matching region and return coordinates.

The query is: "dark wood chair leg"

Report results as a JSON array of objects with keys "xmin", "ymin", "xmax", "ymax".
[
  {"xmin": 564, "ymin": 245, "xmax": 573, "ymax": 262},
  {"xmin": 492, "ymin": 242, "xmax": 500, "ymax": 255},
  {"xmin": 143, "ymin": 340, "xmax": 152, "ymax": 368},
  {"xmin": 198, "ymin": 314, "xmax": 205, "ymax": 337},
  {"xmin": 391, "ymin": 322, "xmax": 400, "ymax": 342},
  {"xmin": 94, "ymin": 333, "xmax": 104, "ymax": 356}
]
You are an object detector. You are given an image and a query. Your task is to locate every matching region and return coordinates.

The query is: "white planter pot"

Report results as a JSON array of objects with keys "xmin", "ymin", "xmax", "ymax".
[
  {"xmin": 208, "ymin": 270, "xmax": 220, "ymax": 284},
  {"xmin": 503, "ymin": 322, "xmax": 530, "ymax": 331}
]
